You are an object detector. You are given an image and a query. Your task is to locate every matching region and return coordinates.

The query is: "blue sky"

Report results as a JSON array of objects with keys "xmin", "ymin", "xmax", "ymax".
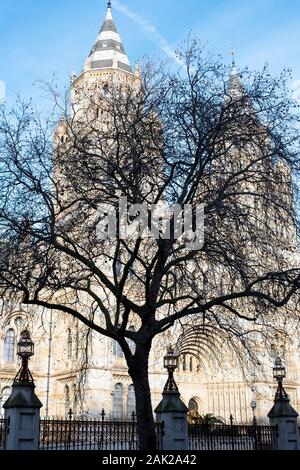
[{"xmin": 0, "ymin": 0, "xmax": 300, "ymax": 105}]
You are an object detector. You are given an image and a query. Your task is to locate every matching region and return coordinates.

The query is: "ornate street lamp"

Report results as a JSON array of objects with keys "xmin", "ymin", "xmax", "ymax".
[
  {"xmin": 163, "ymin": 345, "xmax": 179, "ymax": 392},
  {"xmin": 14, "ymin": 330, "xmax": 35, "ymax": 384},
  {"xmin": 273, "ymin": 356, "xmax": 288, "ymax": 401},
  {"xmin": 251, "ymin": 400, "xmax": 257, "ymax": 425}
]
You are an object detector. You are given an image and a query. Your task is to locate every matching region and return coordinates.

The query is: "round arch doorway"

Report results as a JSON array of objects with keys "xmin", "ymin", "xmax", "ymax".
[{"xmin": 188, "ymin": 397, "xmax": 201, "ymax": 424}]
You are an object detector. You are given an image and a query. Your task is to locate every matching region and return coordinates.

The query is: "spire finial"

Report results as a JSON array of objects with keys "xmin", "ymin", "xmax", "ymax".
[
  {"xmin": 230, "ymin": 48, "xmax": 238, "ymax": 77},
  {"xmin": 108, "ymin": 0, "xmax": 112, "ymax": 8},
  {"xmin": 230, "ymin": 48, "xmax": 236, "ymax": 66}
]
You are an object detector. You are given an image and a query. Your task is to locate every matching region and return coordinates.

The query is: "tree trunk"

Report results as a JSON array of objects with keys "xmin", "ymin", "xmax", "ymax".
[{"xmin": 128, "ymin": 344, "xmax": 157, "ymax": 451}]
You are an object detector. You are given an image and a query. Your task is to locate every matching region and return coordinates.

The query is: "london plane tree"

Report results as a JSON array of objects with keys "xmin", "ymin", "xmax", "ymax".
[{"xmin": 0, "ymin": 42, "xmax": 300, "ymax": 449}]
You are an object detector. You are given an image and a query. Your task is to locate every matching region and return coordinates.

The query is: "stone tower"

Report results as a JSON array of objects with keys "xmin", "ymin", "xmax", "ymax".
[{"xmin": 70, "ymin": 2, "xmax": 141, "ymax": 119}]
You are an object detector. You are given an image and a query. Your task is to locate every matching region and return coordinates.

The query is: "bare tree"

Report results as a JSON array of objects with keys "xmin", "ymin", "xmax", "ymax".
[{"xmin": 0, "ymin": 42, "xmax": 300, "ymax": 449}]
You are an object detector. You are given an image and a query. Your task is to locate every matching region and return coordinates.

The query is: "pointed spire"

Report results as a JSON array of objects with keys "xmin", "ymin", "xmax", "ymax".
[
  {"xmin": 230, "ymin": 49, "xmax": 238, "ymax": 77},
  {"xmin": 227, "ymin": 51, "xmax": 244, "ymax": 99},
  {"xmin": 107, "ymin": 1, "xmax": 112, "ymax": 18},
  {"xmin": 84, "ymin": 2, "xmax": 132, "ymax": 73}
]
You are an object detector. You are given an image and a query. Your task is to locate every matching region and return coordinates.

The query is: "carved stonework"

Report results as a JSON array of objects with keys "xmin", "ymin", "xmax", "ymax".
[
  {"xmin": 57, "ymin": 376, "xmax": 77, "ymax": 385},
  {"xmin": 112, "ymin": 375, "xmax": 131, "ymax": 382}
]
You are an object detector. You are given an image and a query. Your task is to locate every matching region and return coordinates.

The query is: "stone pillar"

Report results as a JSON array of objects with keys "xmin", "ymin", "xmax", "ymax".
[
  {"xmin": 3, "ymin": 382, "xmax": 43, "ymax": 450},
  {"xmin": 155, "ymin": 390, "xmax": 189, "ymax": 451},
  {"xmin": 268, "ymin": 398, "xmax": 300, "ymax": 450}
]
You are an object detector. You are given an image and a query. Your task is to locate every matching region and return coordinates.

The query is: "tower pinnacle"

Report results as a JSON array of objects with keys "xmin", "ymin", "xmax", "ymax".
[
  {"xmin": 84, "ymin": 2, "xmax": 132, "ymax": 73},
  {"xmin": 230, "ymin": 49, "xmax": 236, "ymax": 64},
  {"xmin": 230, "ymin": 49, "xmax": 238, "ymax": 77},
  {"xmin": 225, "ymin": 50, "xmax": 244, "ymax": 100}
]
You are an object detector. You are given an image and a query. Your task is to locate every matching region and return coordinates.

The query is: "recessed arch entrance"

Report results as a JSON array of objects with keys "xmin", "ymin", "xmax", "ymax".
[{"xmin": 188, "ymin": 397, "xmax": 201, "ymax": 424}]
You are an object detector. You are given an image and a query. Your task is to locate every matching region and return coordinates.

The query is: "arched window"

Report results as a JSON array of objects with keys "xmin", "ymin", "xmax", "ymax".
[
  {"xmin": 189, "ymin": 398, "xmax": 198, "ymax": 412},
  {"xmin": 0, "ymin": 387, "xmax": 11, "ymax": 415},
  {"xmin": 64, "ymin": 385, "xmax": 70, "ymax": 417},
  {"xmin": 189, "ymin": 356, "xmax": 193, "ymax": 372},
  {"xmin": 188, "ymin": 398, "xmax": 199, "ymax": 424},
  {"xmin": 14, "ymin": 316, "xmax": 23, "ymax": 331},
  {"xmin": 127, "ymin": 326, "xmax": 136, "ymax": 355},
  {"xmin": 113, "ymin": 340, "xmax": 123, "ymax": 358},
  {"xmin": 103, "ymin": 84, "xmax": 109, "ymax": 96},
  {"xmin": 127, "ymin": 384, "xmax": 136, "ymax": 420},
  {"xmin": 75, "ymin": 326, "xmax": 79, "ymax": 359},
  {"xmin": 67, "ymin": 329, "xmax": 72, "ymax": 359},
  {"xmin": 113, "ymin": 383, "xmax": 123, "ymax": 420},
  {"xmin": 182, "ymin": 354, "xmax": 187, "ymax": 372},
  {"xmin": 72, "ymin": 384, "xmax": 77, "ymax": 415},
  {"xmin": 3, "ymin": 329, "xmax": 15, "ymax": 363}
]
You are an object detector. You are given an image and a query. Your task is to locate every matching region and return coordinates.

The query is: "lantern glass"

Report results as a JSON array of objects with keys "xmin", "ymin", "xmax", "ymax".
[
  {"xmin": 273, "ymin": 357, "xmax": 285, "ymax": 380},
  {"xmin": 17, "ymin": 330, "xmax": 34, "ymax": 359},
  {"xmin": 163, "ymin": 347, "xmax": 178, "ymax": 370}
]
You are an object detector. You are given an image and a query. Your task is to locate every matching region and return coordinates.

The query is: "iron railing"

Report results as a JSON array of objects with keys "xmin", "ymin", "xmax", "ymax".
[
  {"xmin": 39, "ymin": 413, "xmax": 164, "ymax": 450},
  {"xmin": 0, "ymin": 418, "xmax": 8, "ymax": 450},
  {"xmin": 189, "ymin": 423, "xmax": 278, "ymax": 450}
]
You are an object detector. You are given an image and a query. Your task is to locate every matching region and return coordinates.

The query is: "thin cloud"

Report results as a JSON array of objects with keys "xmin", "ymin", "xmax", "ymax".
[{"xmin": 113, "ymin": 0, "xmax": 181, "ymax": 64}]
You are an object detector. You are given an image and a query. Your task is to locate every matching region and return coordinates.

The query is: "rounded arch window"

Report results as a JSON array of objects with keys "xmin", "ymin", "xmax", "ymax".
[
  {"xmin": 75, "ymin": 325, "xmax": 79, "ymax": 359},
  {"xmin": 189, "ymin": 399, "xmax": 198, "ymax": 412},
  {"xmin": 188, "ymin": 398, "xmax": 200, "ymax": 424},
  {"xmin": 14, "ymin": 316, "xmax": 24, "ymax": 331},
  {"xmin": 182, "ymin": 354, "xmax": 187, "ymax": 372},
  {"xmin": 64, "ymin": 385, "xmax": 70, "ymax": 416},
  {"xmin": 72, "ymin": 384, "xmax": 77, "ymax": 413},
  {"xmin": 113, "ymin": 383, "xmax": 123, "ymax": 420},
  {"xmin": 103, "ymin": 84, "xmax": 109, "ymax": 96},
  {"xmin": 127, "ymin": 384, "xmax": 136, "ymax": 420},
  {"xmin": 67, "ymin": 329, "xmax": 72, "ymax": 359},
  {"xmin": 3, "ymin": 329, "xmax": 15, "ymax": 363},
  {"xmin": 0, "ymin": 387, "xmax": 11, "ymax": 415},
  {"xmin": 113, "ymin": 340, "xmax": 123, "ymax": 358}
]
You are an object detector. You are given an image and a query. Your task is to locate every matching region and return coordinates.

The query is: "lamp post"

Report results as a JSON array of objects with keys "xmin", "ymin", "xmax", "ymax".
[
  {"xmin": 267, "ymin": 356, "xmax": 300, "ymax": 450},
  {"xmin": 155, "ymin": 345, "xmax": 189, "ymax": 450},
  {"xmin": 3, "ymin": 329, "xmax": 43, "ymax": 450},
  {"xmin": 14, "ymin": 329, "xmax": 35, "ymax": 384},
  {"xmin": 251, "ymin": 400, "xmax": 257, "ymax": 425},
  {"xmin": 273, "ymin": 356, "xmax": 288, "ymax": 401},
  {"xmin": 163, "ymin": 345, "xmax": 179, "ymax": 392}
]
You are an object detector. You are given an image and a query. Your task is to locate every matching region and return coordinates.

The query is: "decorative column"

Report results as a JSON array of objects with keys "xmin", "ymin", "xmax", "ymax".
[
  {"xmin": 3, "ymin": 330, "xmax": 43, "ymax": 450},
  {"xmin": 267, "ymin": 356, "xmax": 300, "ymax": 450},
  {"xmin": 155, "ymin": 346, "xmax": 189, "ymax": 451}
]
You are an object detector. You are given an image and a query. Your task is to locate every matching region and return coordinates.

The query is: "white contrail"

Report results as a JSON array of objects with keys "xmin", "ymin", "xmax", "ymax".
[
  {"xmin": 0, "ymin": 80, "xmax": 6, "ymax": 102},
  {"xmin": 292, "ymin": 80, "xmax": 300, "ymax": 103},
  {"xmin": 112, "ymin": 0, "xmax": 181, "ymax": 64}
]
